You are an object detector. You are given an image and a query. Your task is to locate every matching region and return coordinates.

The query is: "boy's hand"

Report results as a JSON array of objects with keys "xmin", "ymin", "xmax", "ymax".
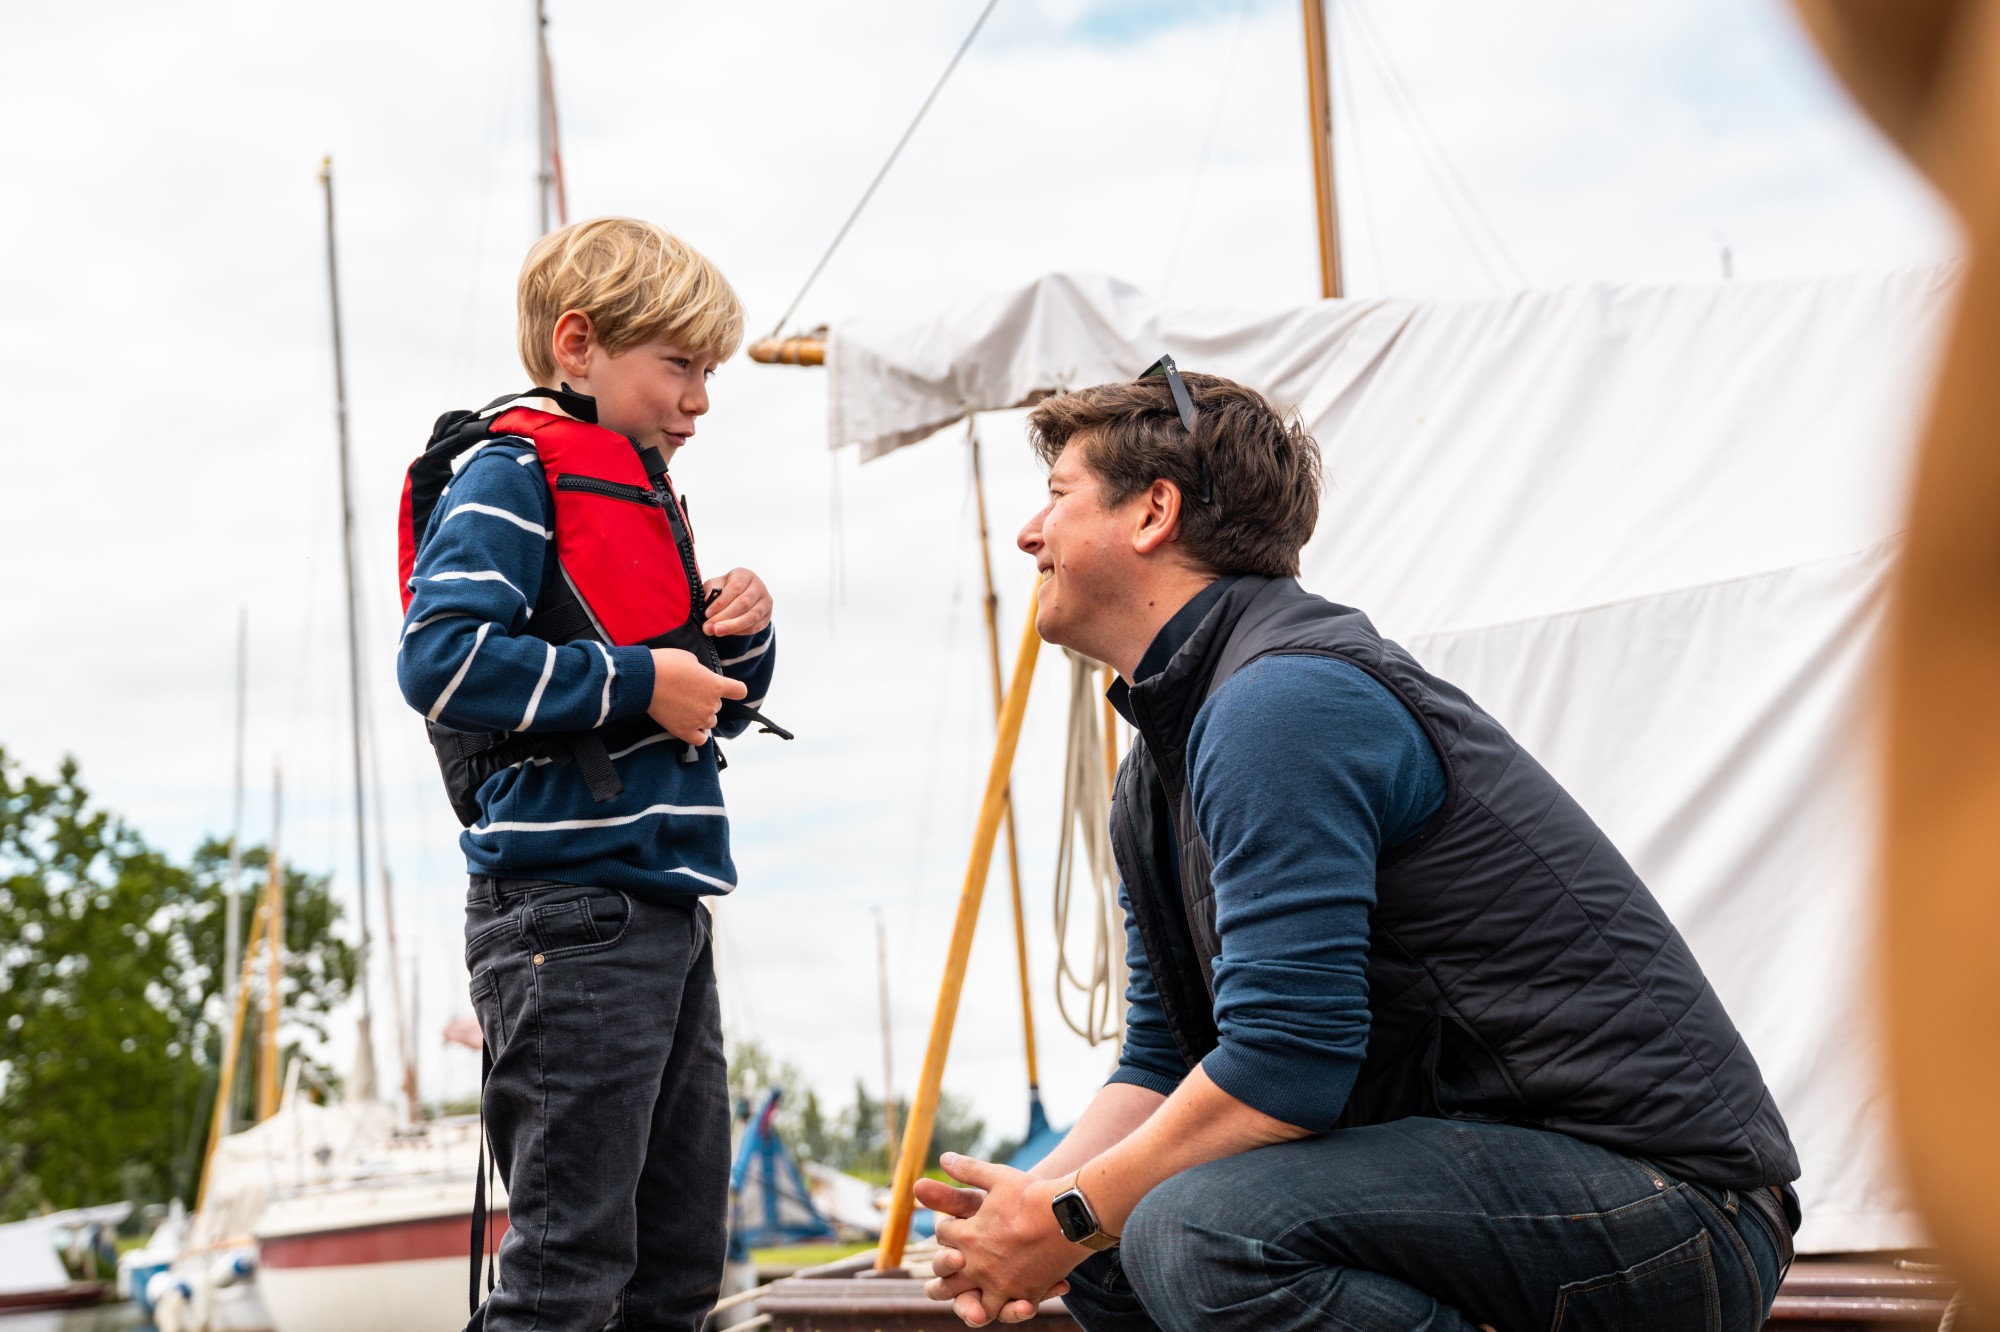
[
  {"xmin": 648, "ymin": 649, "xmax": 748, "ymax": 746},
  {"xmin": 703, "ymin": 568, "xmax": 773, "ymax": 638}
]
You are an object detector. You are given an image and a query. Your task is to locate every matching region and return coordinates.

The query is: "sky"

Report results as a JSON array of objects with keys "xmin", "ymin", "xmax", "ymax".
[{"xmin": 0, "ymin": 0, "xmax": 1955, "ymax": 1145}]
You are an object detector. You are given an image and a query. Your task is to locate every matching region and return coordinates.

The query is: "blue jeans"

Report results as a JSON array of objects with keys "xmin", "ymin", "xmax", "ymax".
[
  {"xmin": 463, "ymin": 877, "xmax": 730, "ymax": 1332},
  {"xmin": 1061, "ymin": 1118, "xmax": 1791, "ymax": 1332}
]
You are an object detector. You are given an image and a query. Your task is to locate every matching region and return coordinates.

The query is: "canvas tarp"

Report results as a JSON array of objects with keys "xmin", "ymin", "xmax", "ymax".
[{"xmin": 826, "ymin": 266, "xmax": 1957, "ymax": 1253}]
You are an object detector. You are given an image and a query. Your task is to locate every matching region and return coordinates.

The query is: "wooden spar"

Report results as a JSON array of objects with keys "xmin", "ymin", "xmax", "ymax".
[
  {"xmin": 257, "ymin": 769, "xmax": 284, "ymax": 1123},
  {"xmin": 747, "ymin": 335, "xmax": 826, "ymax": 366},
  {"xmin": 1301, "ymin": 0, "xmax": 1345, "ymax": 299},
  {"xmin": 876, "ymin": 583, "xmax": 1043, "ymax": 1270},
  {"xmin": 970, "ymin": 428, "xmax": 1041, "ymax": 1094},
  {"xmin": 198, "ymin": 885, "xmax": 270, "ymax": 1208}
]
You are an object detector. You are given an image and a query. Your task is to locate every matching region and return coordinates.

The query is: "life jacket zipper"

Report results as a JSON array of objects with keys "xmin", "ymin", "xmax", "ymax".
[
  {"xmin": 554, "ymin": 474, "xmax": 656, "ymax": 505},
  {"xmin": 649, "ymin": 474, "xmax": 723, "ymax": 674}
]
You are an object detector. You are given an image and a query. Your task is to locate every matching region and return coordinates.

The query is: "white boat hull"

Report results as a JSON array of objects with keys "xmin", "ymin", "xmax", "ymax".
[
  {"xmin": 256, "ymin": 1175, "xmax": 506, "ymax": 1332},
  {"xmin": 260, "ymin": 1255, "xmax": 478, "ymax": 1332}
]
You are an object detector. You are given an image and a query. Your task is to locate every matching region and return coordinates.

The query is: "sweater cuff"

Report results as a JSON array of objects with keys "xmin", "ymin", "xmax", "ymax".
[
  {"xmin": 607, "ymin": 646, "xmax": 656, "ymax": 720},
  {"xmin": 1107, "ymin": 1065, "xmax": 1184, "ymax": 1098},
  {"xmin": 1201, "ymin": 1044, "xmax": 1359, "ymax": 1133}
]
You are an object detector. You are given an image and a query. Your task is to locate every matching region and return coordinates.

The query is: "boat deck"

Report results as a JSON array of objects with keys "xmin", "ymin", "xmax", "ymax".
[{"xmin": 752, "ymin": 1255, "xmax": 1961, "ymax": 1331}]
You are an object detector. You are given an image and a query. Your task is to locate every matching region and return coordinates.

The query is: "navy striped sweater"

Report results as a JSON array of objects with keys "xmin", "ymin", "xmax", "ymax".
[{"xmin": 395, "ymin": 420, "xmax": 777, "ymax": 899}]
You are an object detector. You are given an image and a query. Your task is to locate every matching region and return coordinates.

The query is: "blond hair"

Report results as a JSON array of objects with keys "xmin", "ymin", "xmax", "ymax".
[{"xmin": 516, "ymin": 217, "xmax": 745, "ymax": 385}]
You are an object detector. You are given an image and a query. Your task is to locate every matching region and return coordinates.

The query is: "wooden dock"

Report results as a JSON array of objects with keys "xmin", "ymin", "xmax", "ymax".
[{"xmin": 751, "ymin": 1255, "xmax": 1961, "ymax": 1332}]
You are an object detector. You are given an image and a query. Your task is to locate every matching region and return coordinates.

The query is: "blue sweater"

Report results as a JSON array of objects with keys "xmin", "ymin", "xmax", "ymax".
[
  {"xmin": 1108, "ymin": 583, "xmax": 1445, "ymax": 1131},
  {"xmin": 396, "ymin": 432, "xmax": 777, "ymax": 898}
]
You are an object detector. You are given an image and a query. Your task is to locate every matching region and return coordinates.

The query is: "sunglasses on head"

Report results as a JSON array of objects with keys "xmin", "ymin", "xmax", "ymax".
[{"xmin": 1138, "ymin": 353, "xmax": 1215, "ymax": 506}]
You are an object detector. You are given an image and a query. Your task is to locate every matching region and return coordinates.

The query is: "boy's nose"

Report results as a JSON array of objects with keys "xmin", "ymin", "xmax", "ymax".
[
  {"xmin": 1017, "ymin": 511, "xmax": 1045, "ymax": 555},
  {"xmin": 685, "ymin": 382, "xmax": 709, "ymax": 416}
]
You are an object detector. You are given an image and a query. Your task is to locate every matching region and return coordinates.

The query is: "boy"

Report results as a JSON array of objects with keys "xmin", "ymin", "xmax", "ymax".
[{"xmin": 396, "ymin": 217, "xmax": 778, "ymax": 1332}]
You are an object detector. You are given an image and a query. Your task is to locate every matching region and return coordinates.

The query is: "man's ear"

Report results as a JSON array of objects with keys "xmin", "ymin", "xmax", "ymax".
[
  {"xmin": 1131, "ymin": 478, "xmax": 1185, "ymax": 557},
  {"xmin": 552, "ymin": 310, "xmax": 596, "ymax": 382}
]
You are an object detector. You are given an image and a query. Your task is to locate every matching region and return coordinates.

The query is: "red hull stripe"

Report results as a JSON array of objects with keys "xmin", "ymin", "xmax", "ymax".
[{"xmin": 260, "ymin": 1210, "xmax": 510, "ymax": 1269}]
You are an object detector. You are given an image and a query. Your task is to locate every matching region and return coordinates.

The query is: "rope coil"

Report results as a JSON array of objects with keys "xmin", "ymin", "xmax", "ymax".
[{"xmin": 1052, "ymin": 649, "xmax": 1125, "ymax": 1046}]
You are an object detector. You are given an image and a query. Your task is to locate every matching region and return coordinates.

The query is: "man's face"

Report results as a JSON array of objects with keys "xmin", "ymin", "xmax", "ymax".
[
  {"xmin": 1017, "ymin": 438, "xmax": 1136, "ymax": 651},
  {"xmin": 582, "ymin": 337, "xmax": 717, "ymax": 464}
]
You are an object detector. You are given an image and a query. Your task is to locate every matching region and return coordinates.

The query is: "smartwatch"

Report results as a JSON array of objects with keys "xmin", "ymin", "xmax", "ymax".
[{"xmin": 1050, "ymin": 1179, "xmax": 1119, "ymax": 1252}]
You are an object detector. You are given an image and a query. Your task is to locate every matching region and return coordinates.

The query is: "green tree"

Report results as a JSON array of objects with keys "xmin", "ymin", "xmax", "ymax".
[{"xmin": 0, "ymin": 750, "xmax": 356, "ymax": 1219}]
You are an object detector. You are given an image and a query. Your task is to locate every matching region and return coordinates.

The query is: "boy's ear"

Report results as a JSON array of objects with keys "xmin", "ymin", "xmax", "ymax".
[{"xmin": 552, "ymin": 310, "xmax": 596, "ymax": 382}]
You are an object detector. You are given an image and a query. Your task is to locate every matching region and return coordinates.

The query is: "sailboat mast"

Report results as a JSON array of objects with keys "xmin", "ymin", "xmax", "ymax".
[
  {"xmin": 258, "ymin": 767, "xmax": 284, "ymax": 1122},
  {"xmin": 222, "ymin": 607, "xmax": 246, "ymax": 1133},
  {"xmin": 875, "ymin": 911, "xmax": 900, "ymax": 1170},
  {"xmin": 536, "ymin": 0, "xmax": 569, "ymax": 234},
  {"xmin": 1301, "ymin": 0, "xmax": 1344, "ymax": 298},
  {"xmin": 319, "ymin": 155, "xmax": 378, "ymax": 1097}
]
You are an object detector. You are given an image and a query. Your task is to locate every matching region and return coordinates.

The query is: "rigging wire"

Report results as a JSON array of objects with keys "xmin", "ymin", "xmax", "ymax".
[
  {"xmin": 1158, "ymin": 0, "xmax": 1259, "ymax": 300},
  {"xmin": 766, "ymin": 0, "xmax": 1004, "ymax": 338},
  {"xmin": 1343, "ymin": 0, "xmax": 1528, "ymax": 289},
  {"xmin": 1329, "ymin": 0, "xmax": 1388, "ymax": 294}
]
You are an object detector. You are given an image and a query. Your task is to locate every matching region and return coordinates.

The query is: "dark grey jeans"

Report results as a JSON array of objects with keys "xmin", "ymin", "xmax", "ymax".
[
  {"xmin": 1061, "ymin": 1117, "xmax": 1792, "ymax": 1332},
  {"xmin": 463, "ymin": 877, "xmax": 730, "ymax": 1332}
]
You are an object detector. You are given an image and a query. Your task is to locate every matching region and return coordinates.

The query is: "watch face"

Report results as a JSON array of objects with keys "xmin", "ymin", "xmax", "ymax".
[{"xmin": 1051, "ymin": 1189, "xmax": 1095, "ymax": 1243}]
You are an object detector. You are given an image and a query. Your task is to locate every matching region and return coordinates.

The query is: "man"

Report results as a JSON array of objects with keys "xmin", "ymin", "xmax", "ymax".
[{"xmin": 917, "ymin": 361, "xmax": 1799, "ymax": 1332}]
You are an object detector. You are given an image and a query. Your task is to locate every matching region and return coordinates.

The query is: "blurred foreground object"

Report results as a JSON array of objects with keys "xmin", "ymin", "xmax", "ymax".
[{"xmin": 1798, "ymin": 0, "xmax": 2000, "ymax": 1313}]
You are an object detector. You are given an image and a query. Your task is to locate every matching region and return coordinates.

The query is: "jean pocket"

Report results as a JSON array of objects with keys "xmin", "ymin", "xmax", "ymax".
[
  {"xmin": 1550, "ymin": 1231, "xmax": 1719, "ymax": 1332},
  {"xmin": 527, "ymin": 888, "xmax": 632, "ymax": 958}
]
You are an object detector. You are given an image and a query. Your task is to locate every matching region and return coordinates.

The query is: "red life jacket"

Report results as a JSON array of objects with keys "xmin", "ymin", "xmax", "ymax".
[{"xmin": 398, "ymin": 387, "xmax": 787, "ymax": 825}]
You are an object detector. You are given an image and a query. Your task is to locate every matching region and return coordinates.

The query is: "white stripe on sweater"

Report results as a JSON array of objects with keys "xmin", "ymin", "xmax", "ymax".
[
  {"xmin": 592, "ymin": 641, "xmax": 617, "ymax": 726},
  {"xmin": 664, "ymin": 865, "xmax": 736, "ymax": 891},
  {"xmin": 399, "ymin": 611, "xmax": 472, "ymax": 646},
  {"xmin": 468, "ymin": 801, "xmax": 727, "ymax": 834},
  {"xmin": 717, "ymin": 632, "xmax": 772, "ymax": 668},
  {"xmin": 426, "ymin": 621, "xmax": 493, "ymax": 722},
  {"xmin": 443, "ymin": 502, "xmax": 551, "ymax": 539},
  {"xmin": 422, "ymin": 570, "xmax": 526, "ymax": 600},
  {"xmin": 518, "ymin": 642, "xmax": 557, "ymax": 730}
]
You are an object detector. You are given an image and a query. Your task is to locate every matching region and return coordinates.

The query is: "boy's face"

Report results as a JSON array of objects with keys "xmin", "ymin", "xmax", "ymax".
[{"xmin": 561, "ymin": 322, "xmax": 718, "ymax": 464}]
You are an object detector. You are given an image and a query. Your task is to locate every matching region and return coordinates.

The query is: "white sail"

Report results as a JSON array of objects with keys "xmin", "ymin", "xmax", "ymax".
[{"xmin": 822, "ymin": 265, "xmax": 1957, "ymax": 1253}]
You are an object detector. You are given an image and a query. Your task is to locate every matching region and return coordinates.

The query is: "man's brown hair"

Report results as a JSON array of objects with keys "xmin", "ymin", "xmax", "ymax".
[{"xmin": 1026, "ymin": 371, "xmax": 1323, "ymax": 577}]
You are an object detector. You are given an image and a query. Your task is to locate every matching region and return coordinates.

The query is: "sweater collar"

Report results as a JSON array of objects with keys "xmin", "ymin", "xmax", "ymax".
[{"xmin": 1109, "ymin": 575, "xmax": 1272, "ymax": 794}]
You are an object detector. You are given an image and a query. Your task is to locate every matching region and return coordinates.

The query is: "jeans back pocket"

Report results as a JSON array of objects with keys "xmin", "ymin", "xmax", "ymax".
[{"xmin": 1550, "ymin": 1230, "xmax": 1720, "ymax": 1332}]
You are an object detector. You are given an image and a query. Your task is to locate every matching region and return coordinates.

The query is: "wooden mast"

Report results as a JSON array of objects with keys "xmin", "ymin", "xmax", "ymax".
[
  {"xmin": 970, "ymin": 428, "xmax": 1043, "ymax": 1107},
  {"xmin": 536, "ymin": 0, "xmax": 569, "ymax": 233},
  {"xmin": 877, "ymin": 586, "xmax": 1042, "ymax": 1270},
  {"xmin": 1301, "ymin": 0, "xmax": 1344, "ymax": 299},
  {"xmin": 320, "ymin": 155, "xmax": 378, "ymax": 1102}
]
